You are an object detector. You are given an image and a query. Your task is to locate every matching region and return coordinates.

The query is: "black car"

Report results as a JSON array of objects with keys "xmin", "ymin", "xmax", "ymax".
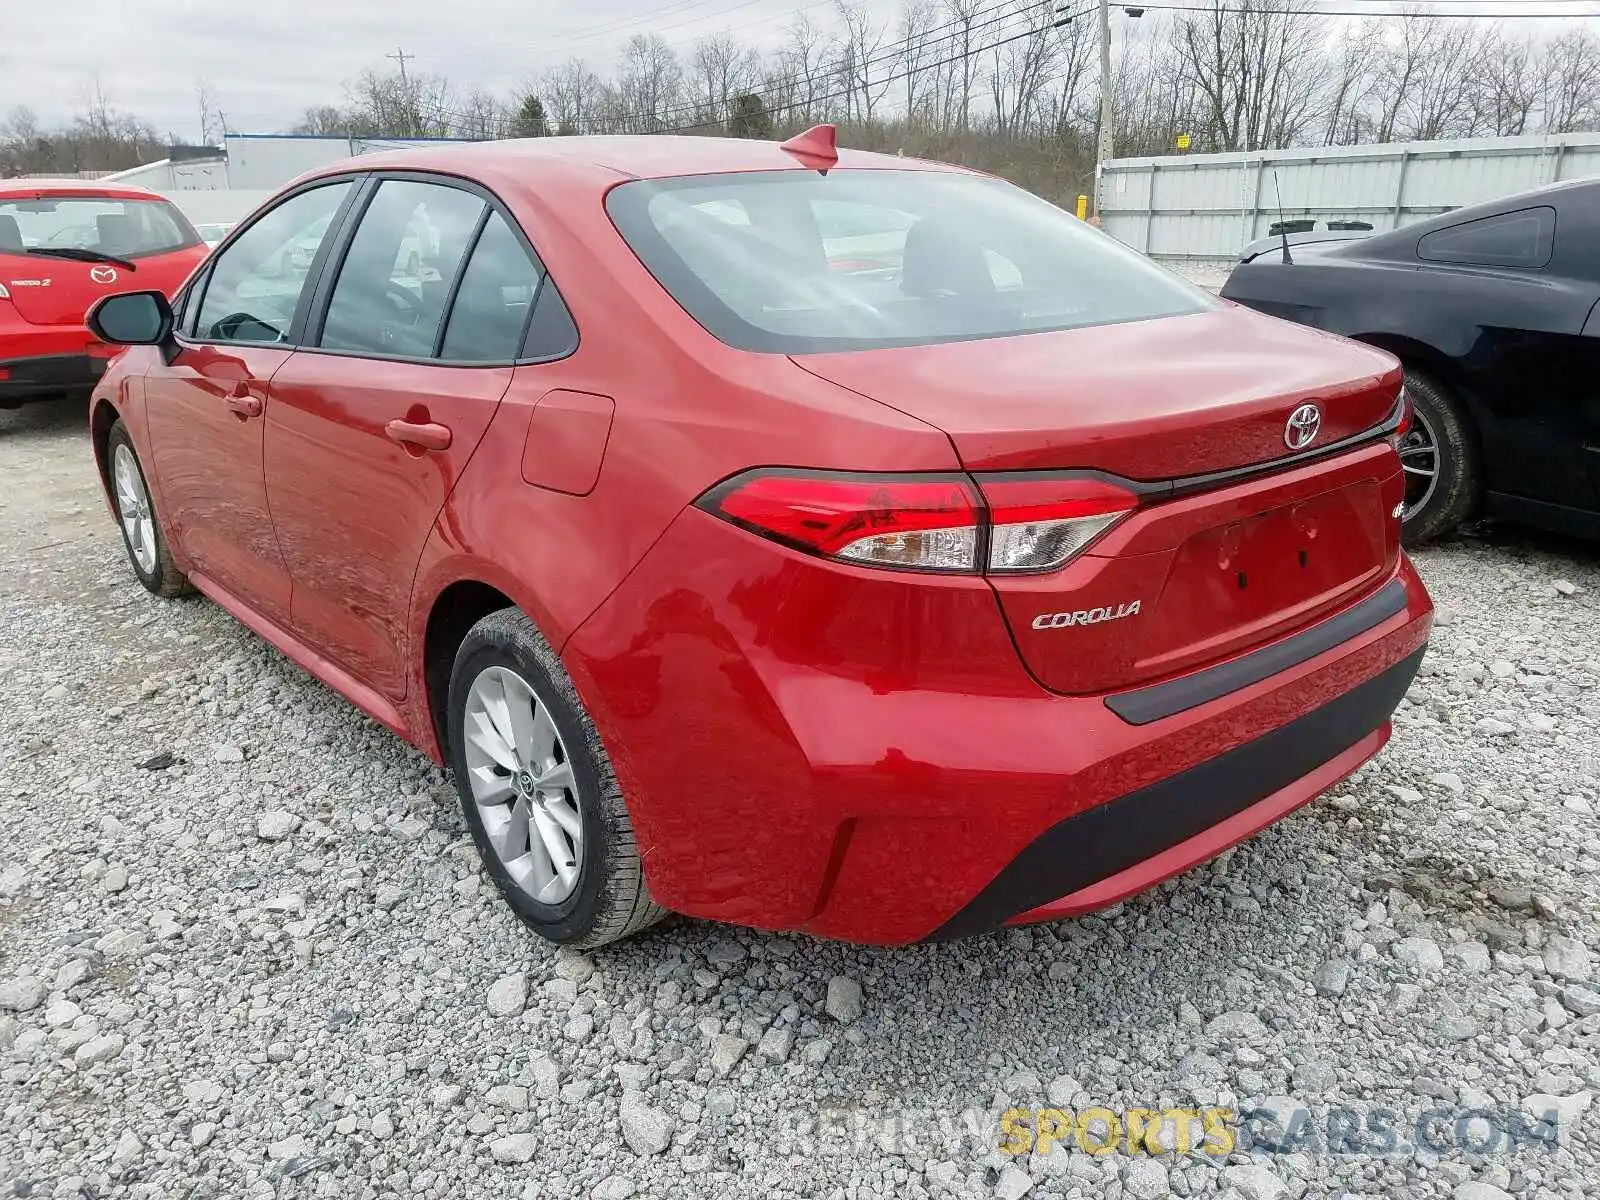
[{"xmin": 1221, "ymin": 179, "xmax": 1600, "ymax": 543}]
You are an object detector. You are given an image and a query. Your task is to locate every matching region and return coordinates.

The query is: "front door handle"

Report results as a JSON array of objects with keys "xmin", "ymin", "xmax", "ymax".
[
  {"xmin": 225, "ymin": 394, "xmax": 263, "ymax": 418},
  {"xmin": 386, "ymin": 419, "xmax": 453, "ymax": 452}
]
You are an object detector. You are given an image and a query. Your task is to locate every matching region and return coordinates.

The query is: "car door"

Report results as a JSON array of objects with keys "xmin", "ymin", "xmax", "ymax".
[
  {"xmin": 264, "ymin": 177, "xmax": 545, "ymax": 700},
  {"xmin": 143, "ymin": 180, "xmax": 356, "ymax": 626},
  {"xmin": 1417, "ymin": 196, "xmax": 1600, "ymax": 516}
]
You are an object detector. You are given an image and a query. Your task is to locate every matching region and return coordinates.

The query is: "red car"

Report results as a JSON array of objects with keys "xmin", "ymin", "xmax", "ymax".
[
  {"xmin": 84, "ymin": 130, "xmax": 1432, "ymax": 948},
  {"xmin": 0, "ymin": 180, "xmax": 207, "ymax": 411}
]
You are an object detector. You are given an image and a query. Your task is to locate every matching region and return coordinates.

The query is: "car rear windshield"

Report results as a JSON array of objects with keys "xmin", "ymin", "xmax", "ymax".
[
  {"xmin": 606, "ymin": 169, "xmax": 1213, "ymax": 353},
  {"xmin": 0, "ymin": 196, "xmax": 200, "ymax": 260}
]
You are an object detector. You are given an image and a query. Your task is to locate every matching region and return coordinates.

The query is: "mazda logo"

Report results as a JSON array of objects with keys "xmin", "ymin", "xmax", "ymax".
[
  {"xmin": 1284, "ymin": 403, "xmax": 1321, "ymax": 450},
  {"xmin": 89, "ymin": 266, "xmax": 118, "ymax": 284}
]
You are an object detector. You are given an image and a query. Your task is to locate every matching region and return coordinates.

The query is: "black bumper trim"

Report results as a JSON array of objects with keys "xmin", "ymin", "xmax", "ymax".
[
  {"xmin": 924, "ymin": 645, "xmax": 1424, "ymax": 942},
  {"xmin": 0, "ymin": 352, "xmax": 102, "ymax": 401},
  {"xmin": 1106, "ymin": 578, "xmax": 1409, "ymax": 726}
]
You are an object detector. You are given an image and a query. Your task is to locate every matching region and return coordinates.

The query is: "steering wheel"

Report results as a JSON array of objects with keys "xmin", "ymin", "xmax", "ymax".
[
  {"xmin": 211, "ymin": 311, "xmax": 285, "ymax": 343},
  {"xmin": 384, "ymin": 282, "xmax": 423, "ymax": 322}
]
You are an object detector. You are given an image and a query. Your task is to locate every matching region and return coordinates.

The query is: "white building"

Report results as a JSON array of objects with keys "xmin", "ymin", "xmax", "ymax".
[{"xmin": 103, "ymin": 133, "xmax": 476, "ymax": 226}]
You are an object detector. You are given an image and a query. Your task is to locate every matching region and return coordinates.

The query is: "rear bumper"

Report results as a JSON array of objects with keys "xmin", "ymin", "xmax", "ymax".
[
  {"xmin": 0, "ymin": 351, "xmax": 105, "ymax": 403},
  {"xmin": 927, "ymin": 645, "xmax": 1420, "ymax": 939},
  {"xmin": 565, "ymin": 505, "xmax": 1433, "ymax": 945}
]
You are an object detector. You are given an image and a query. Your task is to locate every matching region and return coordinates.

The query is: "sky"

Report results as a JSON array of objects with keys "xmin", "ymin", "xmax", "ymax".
[{"xmin": 1, "ymin": 0, "xmax": 1595, "ymax": 139}]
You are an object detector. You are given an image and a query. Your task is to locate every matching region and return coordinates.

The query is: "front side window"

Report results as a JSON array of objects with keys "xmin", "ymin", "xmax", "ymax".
[
  {"xmin": 606, "ymin": 170, "xmax": 1213, "ymax": 353},
  {"xmin": 0, "ymin": 196, "xmax": 199, "ymax": 259},
  {"xmin": 1418, "ymin": 207, "xmax": 1555, "ymax": 269},
  {"xmin": 319, "ymin": 180, "xmax": 485, "ymax": 358},
  {"xmin": 194, "ymin": 182, "xmax": 352, "ymax": 344}
]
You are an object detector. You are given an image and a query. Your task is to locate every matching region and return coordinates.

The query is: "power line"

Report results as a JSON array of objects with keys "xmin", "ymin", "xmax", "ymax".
[
  {"xmin": 431, "ymin": 0, "xmax": 1051, "ymax": 135},
  {"xmin": 1130, "ymin": 2, "xmax": 1589, "ymax": 12},
  {"xmin": 549, "ymin": 0, "xmax": 755, "ymax": 48},
  {"xmin": 661, "ymin": 8, "xmax": 1093, "ymax": 134},
  {"xmin": 623, "ymin": 4, "xmax": 1053, "ymax": 134}
]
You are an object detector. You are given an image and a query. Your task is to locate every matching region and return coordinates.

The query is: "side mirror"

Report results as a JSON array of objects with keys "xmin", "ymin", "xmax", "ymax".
[{"xmin": 86, "ymin": 290, "xmax": 173, "ymax": 346}]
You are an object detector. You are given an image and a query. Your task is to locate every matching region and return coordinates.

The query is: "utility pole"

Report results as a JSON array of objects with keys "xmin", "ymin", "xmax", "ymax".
[
  {"xmin": 387, "ymin": 47, "xmax": 415, "ymax": 137},
  {"xmin": 1093, "ymin": 0, "xmax": 1113, "ymax": 221},
  {"xmin": 387, "ymin": 47, "xmax": 413, "ymax": 87}
]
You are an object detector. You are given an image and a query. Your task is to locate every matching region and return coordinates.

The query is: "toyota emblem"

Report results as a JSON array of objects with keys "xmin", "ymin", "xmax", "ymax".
[
  {"xmin": 89, "ymin": 265, "xmax": 118, "ymax": 285},
  {"xmin": 1284, "ymin": 403, "xmax": 1321, "ymax": 450}
]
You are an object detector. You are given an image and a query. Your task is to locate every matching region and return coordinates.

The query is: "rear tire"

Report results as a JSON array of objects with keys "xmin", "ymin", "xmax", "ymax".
[
  {"xmin": 1400, "ymin": 370, "xmax": 1479, "ymax": 547},
  {"xmin": 107, "ymin": 420, "xmax": 191, "ymax": 598},
  {"xmin": 447, "ymin": 607, "xmax": 667, "ymax": 948}
]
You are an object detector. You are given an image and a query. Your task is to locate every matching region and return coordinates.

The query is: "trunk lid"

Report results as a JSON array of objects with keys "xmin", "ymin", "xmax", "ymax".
[
  {"xmin": 0, "ymin": 247, "xmax": 204, "ymax": 326},
  {"xmin": 792, "ymin": 306, "xmax": 1405, "ymax": 696},
  {"xmin": 790, "ymin": 306, "xmax": 1400, "ymax": 478}
]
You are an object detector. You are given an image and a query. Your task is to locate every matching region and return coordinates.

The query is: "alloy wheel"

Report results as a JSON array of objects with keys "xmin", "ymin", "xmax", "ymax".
[
  {"xmin": 462, "ymin": 665, "xmax": 583, "ymax": 904},
  {"xmin": 1398, "ymin": 406, "xmax": 1440, "ymax": 522},
  {"xmin": 112, "ymin": 444, "xmax": 158, "ymax": 576}
]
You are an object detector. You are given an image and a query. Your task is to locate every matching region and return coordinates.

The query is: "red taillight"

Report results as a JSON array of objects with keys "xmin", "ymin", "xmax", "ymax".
[
  {"xmin": 1387, "ymin": 387, "xmax": 1412, "ymax": 450},
  {"xmin": 705, "ymin": 472, "xmax": 981, "ymax": 572},
  {"xmin": 699, "ymin": 470, "xmax": 1140, "ymax": 575},
  {"xmin": 977, "ymin": 475, "xmax": 1139, "ymax": 572}
]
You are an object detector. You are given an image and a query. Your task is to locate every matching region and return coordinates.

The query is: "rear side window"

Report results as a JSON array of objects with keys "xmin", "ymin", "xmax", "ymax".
[
  {"xmin": 439, "ymin": 212, "xmax": 542, "ymax": 362},
  {"xmin": 1418, "ymin": 207, "xmax": 1555, "ymax": 269},
  {"xmin": 606, "ymin": 170, "xmax": 1212, "ymax": 353},
  {"xmin": 320, "ymin": 180, "xmax": 486, "ymax": 358}
]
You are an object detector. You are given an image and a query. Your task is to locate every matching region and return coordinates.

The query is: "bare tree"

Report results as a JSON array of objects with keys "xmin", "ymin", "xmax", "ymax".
[
  {"xmin": 343, "ymin": 66, "xmax": 458, "ymax": 138},
  {"xmin": 293, "ymin": 105, "xmax": 349, "ymax": 136},
  {"xmin": 941, "ymin": 0, "xmax": 986, "ymax": 134},
  {"xmin": 893, "ymin": 0, "xmax": 942, "ymax": 126},
  {"xmin": 1383, "ymin": 16, "xmax": 1487, "ymax": 140},
  {"xmin": 835, "ymin": 0, "xmax": 894, "ymax": 122},
  {"xmin": 989, "ymin": 3, "xmax": 1058, "ymax": 139},
  {"xmin": 614, "ymin": 34, "xmax": 684, "ymax": 133},
  {"xmin": 1043, "ymin": 9, "xmax": 1098, "ymax": 141},
  {"xmin": 195, "ymin": 79, "xmax": 224, "ymax": 144},
  {"xmin": 454, "ymin": 88, "xmax": 507, "ymax": 140},
  {"xmin": 1541, "ymin": 27, "xmax": 1600, "ymax": 133},
  {"xmin": 1471, "ymin": 31, "xmax": 1539, "ymax": 137},
  {"xmin": 687, "ymin": 33, "xmax": 761, "ymax": 128},
  {"xmin": 1321, "ymin": 22, "xmax": 1382, "ymax": 145},
  {"xmin": 542, "ymin": 59, "xmax": 605, "ymax": 134},
  {"xmin": 1169, "ymin": 0, "xmax": 1329, "ymax": 152},
  {"xmin": 774, "ymin": 14, "xmax": 837, "ymax": 126}
]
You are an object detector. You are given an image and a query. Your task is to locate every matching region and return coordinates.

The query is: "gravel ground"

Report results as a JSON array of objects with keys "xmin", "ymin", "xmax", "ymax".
[
  {"xmin": 2, "ymin": 399, "xmax": 1598, "ymax": 1200},
  {"xmin": 1165, "ymin": 261, "xmax": 1233, "ymax": 292}
]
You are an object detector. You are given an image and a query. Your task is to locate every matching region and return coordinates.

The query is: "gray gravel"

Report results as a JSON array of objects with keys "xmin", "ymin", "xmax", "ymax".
[{"xmin": 2, "ymin": 400, "xmax": 1598, "ymax": 1199}]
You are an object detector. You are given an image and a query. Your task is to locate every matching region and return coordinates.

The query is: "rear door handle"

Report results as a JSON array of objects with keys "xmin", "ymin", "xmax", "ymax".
[{"xmin": 385, "ymin": 419, "xmax": 453, "ymax": 452}]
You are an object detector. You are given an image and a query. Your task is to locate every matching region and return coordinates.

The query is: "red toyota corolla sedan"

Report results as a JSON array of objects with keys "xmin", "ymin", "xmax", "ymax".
[
  {"xmin": 84, "ymin": 131, "xmax": 1431, "ymax": 948},
  {"xmin": 1, "ymin": 180, "xmax": 207, "ymax": 411}
]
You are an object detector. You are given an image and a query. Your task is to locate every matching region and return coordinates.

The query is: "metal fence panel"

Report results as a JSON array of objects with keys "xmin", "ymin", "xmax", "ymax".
[{"xmin": 1100, "ymin": 133, "xmax": 1600, "ymax": 264}]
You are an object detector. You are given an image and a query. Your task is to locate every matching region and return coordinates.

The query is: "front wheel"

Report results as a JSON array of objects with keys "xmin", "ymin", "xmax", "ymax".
[
  {"xmin": 1399, "ymin": 370, "xmax": 1479, "ymax": 547},
  {"xmin": 447, "ymin": 608, "xmax": 667, "ymax": 948},
  {"xmin": 107, "ymin": 420, "xmax": 190, "ymax": 597}
]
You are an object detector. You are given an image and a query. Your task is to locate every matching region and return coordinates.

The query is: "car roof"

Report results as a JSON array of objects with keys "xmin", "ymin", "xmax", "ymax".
[
  {"xmin": 0, "ymin": 177, "xmax": 171, "ymax": 202},
  {"xmin": 298, "ymin": 134, "xmax": 967, "ymax": 192}
]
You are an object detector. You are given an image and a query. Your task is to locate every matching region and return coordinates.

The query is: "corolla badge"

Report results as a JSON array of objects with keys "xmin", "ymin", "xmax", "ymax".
[
  {"xmin": 1284, "ymin": 403, "xmax": 1321, "ymax": 450},
  {"xmin": 1032, "ymin": 600, "xmax": 1141, "ymax": 630},
  {"xmin": 89, "ymin": 265, "xmax": 118, "ymax": 284}
]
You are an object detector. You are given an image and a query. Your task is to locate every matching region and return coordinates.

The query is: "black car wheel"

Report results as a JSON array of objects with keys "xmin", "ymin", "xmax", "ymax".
[
  {"xmin": 1400, "ymin": 370, "xmax": 1479, "ymax": 546},
  {"xmin": 447, "ymin": 607, "xmax": 668, "ymax": 948},
  {"xmin": 107, "ymin": 420, "xmax": 191, "ymax": 598}
]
